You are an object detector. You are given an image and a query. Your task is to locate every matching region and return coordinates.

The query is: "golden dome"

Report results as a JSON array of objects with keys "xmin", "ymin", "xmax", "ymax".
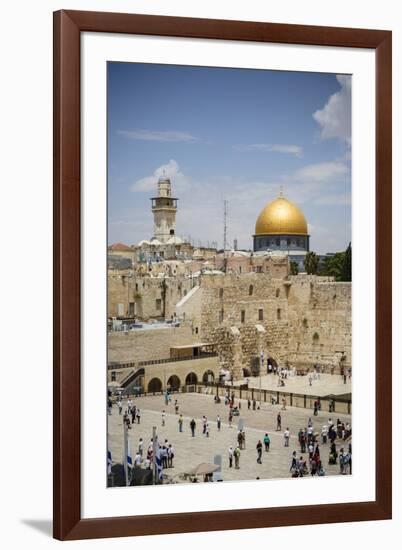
[{"xmin": 255, "ymin": 196, "xmax": 308, "ymax": 236}]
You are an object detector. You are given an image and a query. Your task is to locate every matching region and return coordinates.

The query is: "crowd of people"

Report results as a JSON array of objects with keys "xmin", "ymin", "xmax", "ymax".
[{"xmin": 108, "ymin": 383, "xmax": 352, "ymax": 482}]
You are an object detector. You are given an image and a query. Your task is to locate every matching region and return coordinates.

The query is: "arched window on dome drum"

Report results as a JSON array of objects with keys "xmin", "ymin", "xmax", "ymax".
[{"xmin": 249, "ymin": 285, "xmax": 253, "ymax": 296}]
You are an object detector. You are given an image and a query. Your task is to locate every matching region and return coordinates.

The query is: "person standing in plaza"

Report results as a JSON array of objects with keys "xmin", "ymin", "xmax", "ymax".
[
  {"xmin": 252, "ymin": 398, "xmax": 256, "ymax": 410},
  {"xmin": 161, "ymin": 410, "xmax": 166, "ymax": 427},
  {"xmin": 234, "ymin": 446, "xmax": 240, "ymax": 469},
  {"xmin": 123, "ymin": 411, "xmax": 131, "ymax": 429},
  {"xmin": 228, "ymin": 446, "xmax": 234, "ymax": 468},
  {"xmin": 190, "ymin": 418, "xmax": 196, "ymax": 437},
  {"xmin": 131, "ymin": 404, "xmax": 136, "ymax": 424},
  {"xmin": 178, "ymin": 414, "xmax": 184, "ymax": 432},
  {"xmin": 168, "ymin": 444, "xmax": 174, "ymax": 468},
  {"xmin": 263, "ymin": 433, "xmax": 270, "ymax": 452},
  {"xmin": 202, "ymin": 415, "xmax": 207, "ymax": 434},
  {"xmin": 276, "ymin": 412, "xmax": 282, "ymax": 431},
  {"xmin": 282, "ymin": 397, "xmax": 287, "ymax": 410},
  {"xmin": 321, "ymin": 423, "xmax": 328, "ymax": 444},
  {"xmin": 217, "ymin": 414, "xmax": 221, "ymax": 431},
  {"xmin": 284, "ymin": 427, "xmax": 290, "ymax": 447},
  {"xmin": 138, "ymin": 437, "xmax": 144, "ymax": 458},
  {"xmin": 290, "ymin": 450, "xmax": 297, "ymax": 473},
  {"xmin": 134, "ymin": 451, "xmax": 142, "ymax": 469},
  {"xmin": 256, "ymin": 440, "xmax": 263, "ymax": 464},
  {"xmin": 118, "ymin": 399, "xmax": 123, "ymax": 415},
  {"xmin": 228, "ymin": 411, "xmax": 233, "ymax": 428},
  {"xmin": 308, "ymin": 441, "xmax": 314, "ymax": 460},
  {"xmin": 127, "ymin": 398, "xmax": 133, "ymax": 414},
  {"xmin": 161, "ymin": 445, "xmax": 168, "ymax": 469},
  {"xmin": 307, "ymin": 423, "xmax": 313, "ymax": 444},
  {"xmin": 205, "ymin": 422, "xmax": 210, "ymax": 437},
  {"xmin": 247, "ymin": 398, "xmax": 251, "ymax": 410},
  {"xmin": 300, "ymin": 430, "xmax": 306, "ymax": 453}
]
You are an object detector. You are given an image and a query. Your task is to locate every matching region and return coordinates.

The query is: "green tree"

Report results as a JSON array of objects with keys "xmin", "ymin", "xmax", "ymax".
[
  {"xmin": 304, "ymin": 251, "xmax": 319, "ymax": 275},
  {"xmin": 342, "ymin": 242, "xmax": 352, "ymax": 282},
  {"xmin": 319, "ymin": 243, "xmax": 352, "ymax": 282},
  {"xmin": 289, "ymin": 260, "xmax": 299, "ymax": 275}
]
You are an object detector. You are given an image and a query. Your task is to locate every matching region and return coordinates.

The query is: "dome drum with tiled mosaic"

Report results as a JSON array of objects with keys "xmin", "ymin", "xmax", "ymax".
[{"xmin": 253, "ymin": 195, "xmax": 310, "ymax": 261}]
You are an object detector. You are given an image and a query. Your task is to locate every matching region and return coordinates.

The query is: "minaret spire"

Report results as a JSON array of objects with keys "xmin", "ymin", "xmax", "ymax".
[{"xmin": 151, "ymin": 174, "xmax": 178, "ymax": 243}]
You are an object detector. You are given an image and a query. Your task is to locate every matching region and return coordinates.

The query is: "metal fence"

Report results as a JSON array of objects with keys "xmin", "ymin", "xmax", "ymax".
[{"xmin": 117, "ymin": 382, "xmax": 351, "ymax": 414}]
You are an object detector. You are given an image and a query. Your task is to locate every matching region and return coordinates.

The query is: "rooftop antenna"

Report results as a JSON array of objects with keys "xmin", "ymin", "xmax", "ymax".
[{"xmin": 223, "ymin": 200, "xmax": 228, "ymax": 272}]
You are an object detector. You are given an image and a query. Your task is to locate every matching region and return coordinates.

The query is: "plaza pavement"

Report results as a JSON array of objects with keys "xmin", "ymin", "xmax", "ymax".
[
  {"xmin": 235, "ymin": 372, "xmax": 352, "ymax": 397},
  {"xmin": 108, "ymin": 392, "xmax": 351, "ymax": 484}
]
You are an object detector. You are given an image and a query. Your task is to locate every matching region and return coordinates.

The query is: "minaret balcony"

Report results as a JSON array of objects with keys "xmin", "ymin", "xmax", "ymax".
[{"xmin": 150, "ymin": 197, "xmax": 178, "ymax": 209}]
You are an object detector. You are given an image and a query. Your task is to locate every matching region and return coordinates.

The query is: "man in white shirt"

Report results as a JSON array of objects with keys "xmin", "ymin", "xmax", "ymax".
[
  {"xmin": 284, "ymin": 428, "xmax": 290, "ymax": 447},
  {"xmin": 228, "ymin": 446, "xmax": 234, "ymax": 468},
  {"xmin": 134, "ymin": 452, "xmax": 142, "ymax": 468},
  {"xmin": 321, "ymin": 424, "xmax": 328, "ymax": 444}
]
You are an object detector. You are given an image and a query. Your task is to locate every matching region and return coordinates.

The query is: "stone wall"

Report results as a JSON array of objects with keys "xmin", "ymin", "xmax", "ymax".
[
  {"xmin": 108, "ymin": 268, "xmax": 351, "ymax": 380},
  {"xmin": 177, "ymin": 272, "xmax": 351, "ymax": 378},
  {"xmin": 286, "ymin": 278, "xmax": 351, "ymax": 370},
  {"xmin": 108, "ymin": 269, "xmax": 196, "ymax": 320}
]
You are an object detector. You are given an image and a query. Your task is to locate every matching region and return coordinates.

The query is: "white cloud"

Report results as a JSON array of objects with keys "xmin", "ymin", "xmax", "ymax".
[
  {"xmin": 130, "ymin": 159, "xmax": 189, "ymax": 193},
  {"xmin": 121, "ymin": 157, "xmax": 350, "ymax": 253},
  {"xmin": 291, "ymin": 160, "xmax": 349, "ymax": 183},
  {"xmin": 313, "ymin": 74, "xmax": 351, "ymax": 145},
  {"xmin": 234, "ymin": 143, "xmax": 303, "ymax": 157},
  {"xmin": 117, "ymin": 129, "xmax": 198, "ymax": 143}
]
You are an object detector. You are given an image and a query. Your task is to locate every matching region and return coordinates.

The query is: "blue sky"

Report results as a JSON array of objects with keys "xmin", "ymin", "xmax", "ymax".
[{"xmin": 108, "ymin": 63, "xmax": 351, "ymax": 254}]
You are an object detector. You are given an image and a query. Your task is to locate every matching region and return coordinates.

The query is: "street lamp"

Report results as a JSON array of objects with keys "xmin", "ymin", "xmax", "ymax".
[{"xmin": 259, "ymin": 349, "xmax": 264, "ymax": 407}]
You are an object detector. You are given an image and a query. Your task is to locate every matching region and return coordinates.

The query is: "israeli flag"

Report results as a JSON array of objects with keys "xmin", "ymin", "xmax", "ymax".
[
  {"xmin": 155, "ymin": 445, "xmax": 163, "ymax": 481},
  {"xmin": 127, "ymin": 439, "xmax": 133, "ymax": 469},
  {"xmin": 107, "ymin": 441, "xmax": 112, "ymax": 475}
]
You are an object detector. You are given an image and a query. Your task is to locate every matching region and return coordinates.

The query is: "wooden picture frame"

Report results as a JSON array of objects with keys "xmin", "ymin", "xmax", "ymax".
[{"xmin": 53, "ymin": 10, "xmax": 392, "ymax": 540}]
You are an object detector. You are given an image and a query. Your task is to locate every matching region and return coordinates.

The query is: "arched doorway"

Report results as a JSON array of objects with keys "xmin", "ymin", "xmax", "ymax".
[
  {"xmin": 267, "ymin": 356, "xmax": 279, "ymax": 374},
  {"xmin": 148, "ymin": 377, "xmax": 162, "ymax": 393},
  {"xmin": 202, "ymin": 370, "xmax": 215, "ymax": 385},
  {"xmin": 185, "ymin": 372, "xmax": 198, "ymax": 385},
  {"xmin": 167, "ymin": 375, "xmax": 181, "ymax": 391},
  {"xmin": 242, "ymin": 367, "xmax": 251, "ymax": 378}
]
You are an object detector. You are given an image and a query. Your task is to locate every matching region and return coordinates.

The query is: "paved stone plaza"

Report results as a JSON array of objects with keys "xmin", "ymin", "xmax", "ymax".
[
  {"xmin": 108, "ymin": 391, "xmax": 351, "ymax": 485},
  {"xmin": 237, "ymin": 372, "xmax": 351, "ymax": 397}
]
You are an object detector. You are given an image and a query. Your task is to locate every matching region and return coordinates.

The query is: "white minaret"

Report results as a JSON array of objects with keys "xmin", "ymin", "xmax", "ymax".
[{"xmin": 150, "ymin": 173, "xmax": 178, "ymax": 243}]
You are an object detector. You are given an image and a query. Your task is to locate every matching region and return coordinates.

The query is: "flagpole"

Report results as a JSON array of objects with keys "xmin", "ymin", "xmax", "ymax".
[
  {"xmin": 123, "ymin": 419, "xmax": 129, "ymax": 487},
  {"xmin": 260, "ymin": 349, "xmax": 263, "ymax": 408},
  {"xmin": 152, "ymin": 426, "xmax": 157, "ymax": 485}
]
